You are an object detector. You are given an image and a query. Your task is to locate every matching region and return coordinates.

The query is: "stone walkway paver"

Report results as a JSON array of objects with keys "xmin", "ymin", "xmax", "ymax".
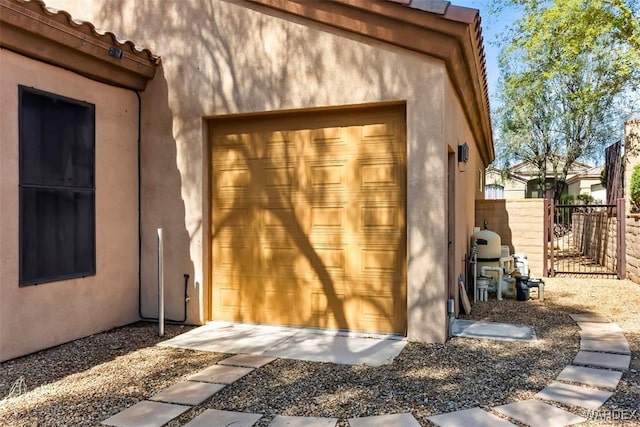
[
  {"xmin": 493, "ymin": 399, "xmax": 586, "ymax": 427},
  {"xmin": 569, "ymin": 314, "xmax": 610, "ymax": 323},
  {"xmin": 218, "ymin": 353, "xmax": 277, "ymax": 368},
  {"xmin": 149, "ymin": 381, "xmax": 225, "ymax": 405},
  {"xmin": 576, "ymin": 322, "xmax": 622, "ymax": 333},
  {"xmin": 580, "ymin": 338, "xmax": 631, "ymax": 355},
  {"xmin": 269, "ymin": 415, "xmax": 338, "ymax": 426},
  {"xmin": 348, "ymin": 412, "xmax": 420, "ymax": 426},
  {"xmin": 556, "ymin": 365, "xmax": 623, "ymax": 390},
  {"xmin": 579, "ymin": 330, "xmax": 626, "ymax": 341},
  {"xmin": 573, "ymin": 350, "xmax": 630, "ymax": 370},
  {"xmin": 188, "ymin": 364, "xmax": 255, "ymax": 384},
  {"xmin": 103, "ymin": 313, "xmax": 630, "ymax": 427},
  {"xmin": 535, "ymin": 381, "xmax": 614, "ymax": 410},
  {"xmin": 101, "ymin": 400, "xmax": 190, "ymax": 427},
  {"xmin": 427, "ymin": 408, "xmax": 517, "ymax": 426},
  {"xmin": 183, "ymin": 409, "xmax": 262, "ymax": 427}
]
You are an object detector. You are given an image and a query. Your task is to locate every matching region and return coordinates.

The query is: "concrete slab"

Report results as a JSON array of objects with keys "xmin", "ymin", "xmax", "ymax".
[
  {"xmin": 183, "ymin": 409, "xmax": 262, "ymax": 427},
  {"xmin": 158, "ymin": 321, "xmax": 298, "ymax": 354},
  {"xmin": 218, "ymin": 354, "xmax": 277, "ymax": 368},
  {"xmin": 348, "ymin": 413, "xmax": 420, "ymax": 426},
  {"xmin": 158, "ymin": 321, "xmax": 406, "ymax": 366},
  {"xmin": 557, "ymin": 365, "xmax": 623, "ymax": 390},
  {"xmin": 494, "ymin": 399, "xmax": 586, "ymax": 427},
  {"xmin": 580, "ymin": 338, "xmax": 630, "ymax": 355},
  {"xmin": 450, "ymin": 319, "xmax": 536, "ymax": 342},
  {"xmin": 427, "ymin": 408, "xmax": 517, "ymax": 426},
  {"xmin": 101, "ymin": 400, "xmax": 190, "ymax": 427},
  {"xmin": 535, "ymin": 382, "xmax": 613, "ymax": 410},
  {"xmin": 149, "ymin": 381, "xmax": 225, "ymax": 405},
  {"xmin": 579, "ymin": 330, "xmax": 626, "ymax": 341},
  {"xmin": 269, "ymin": 415, "xmax": 338, "ymax": 426},
  {"xmin": 262, "ymin": 332, "xmax": 406, "ymax": 367},
  {"xmin": 569, "ymin": 314, "xmax": 610, "ymax": 323},
  {"xmin": 576, "ymin": 322, "xmax": 622, "ymax": 333},
  {"xmin": 188, "ymin": 364, "xmax": 254, "ymax": 384},
  {"xmin": 573, "ymin": 351, "xmax": 630, "ymax": 370}
]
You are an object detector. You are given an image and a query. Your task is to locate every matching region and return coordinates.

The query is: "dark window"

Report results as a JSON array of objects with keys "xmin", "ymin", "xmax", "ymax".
[{"xmin": 19, "ymin": 86, "xmax": 95, "ymax": 286}]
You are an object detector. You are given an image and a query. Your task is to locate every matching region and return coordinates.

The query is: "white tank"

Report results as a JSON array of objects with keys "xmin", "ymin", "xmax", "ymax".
[
  {"xmin": 472, "ymin": 228, "xmax": 501, "ymax": 261},
  {"xmin": 472, "ymin": 226, "xmax": 502, "ymax": 288}
]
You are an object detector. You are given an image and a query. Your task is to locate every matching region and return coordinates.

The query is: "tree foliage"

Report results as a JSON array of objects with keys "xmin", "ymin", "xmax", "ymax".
[{"xmin": 494, "ymin": 0, "xmax": 640, "ymax": 201}]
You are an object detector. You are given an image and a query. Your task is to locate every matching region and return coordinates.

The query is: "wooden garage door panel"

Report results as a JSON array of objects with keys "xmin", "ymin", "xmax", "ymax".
[{"xmin": 211, "ymin": 106, "xmax": 406, "ymax": 334}]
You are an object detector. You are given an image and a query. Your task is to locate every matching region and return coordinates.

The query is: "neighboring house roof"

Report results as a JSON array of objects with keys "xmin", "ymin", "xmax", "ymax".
[
  {"xmin": 247, "ymin": 0, "xmax": 494, "ymax": 165},
  {"xmin": 565, "ymin": 165, "xmax": 604, "ymax": 186},
  {"xmin": 506, "ymin": 158, "xmax": 593, "ymax": 182},
  {"xmin": 0, "ymin": 0, "xmax": 159, "ymax": 90}
]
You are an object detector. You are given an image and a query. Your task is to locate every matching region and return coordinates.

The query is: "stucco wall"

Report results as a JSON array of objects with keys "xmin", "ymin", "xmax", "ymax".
[
  {"xmin": 626, "ymin": 216, "xmax": 640, "ymax": 284},
  {"xmin": 0, "ymin": 50, "xmax": 139, "ymax": 361},
  {"xmin": 475, "ymin": 199, "xmax": 545, "ymax": 278},
  {"xmin": 444, "ymin": 76, "xmax": 486, "ymax": 312},
  {"xmin": 44, "ymin": 0, "xmax": 490, "ymax": 343}
]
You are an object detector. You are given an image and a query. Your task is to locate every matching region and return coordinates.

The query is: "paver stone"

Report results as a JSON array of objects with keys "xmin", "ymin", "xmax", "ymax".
[
  {"xmin": 535, "ymin": 382, "xmax": 613, "ymax": 410},
  {"xmin": 557, "ymin": 365, "xmax": 622, "ymax": 390},
  {"xmin": 101, "ymin": 400, "xmax": 190, "ymax": 427},
  {"xmin": 494, "ymin": 399, "xmax": 586, "ymax": 427},
  {"xmin": 269, "ymin": 415, "xmax": 338, "ymax": 426},
  {"xmin": 427, "ymin": 408, "xmax": 517, "ymax": 426},
  {"xmin": 149, "ymin": 381, "xmax": 225, "ymax": 405},
  {"xmin": 188, "ymin": 364, "xmax": 254, "ymax": 384},
  {"xmin": 573, "ymin": 351, "xmax": 630, "ymax": 370},
  {"xmin": 218, "ymin": 354, "xmax": 277, "ymax": 368},
  {"xmin": 348, "ymin": 412, "xmax": 421, "ymax": 426},
  {"xmin": 183, "ymin": 409, "xmax": 262, "ymax": 427}
]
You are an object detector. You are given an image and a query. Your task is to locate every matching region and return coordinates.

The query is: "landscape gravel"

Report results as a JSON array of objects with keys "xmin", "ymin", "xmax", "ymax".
[{"xmin": 1, "ymin": 277, "xmax": 638, "ymax": 426}]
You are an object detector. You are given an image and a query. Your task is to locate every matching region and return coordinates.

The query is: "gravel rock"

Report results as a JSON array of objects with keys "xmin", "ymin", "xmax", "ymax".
[{"xmin": 1, "ymin": 278, "xmax": 638, "ymax": 426}]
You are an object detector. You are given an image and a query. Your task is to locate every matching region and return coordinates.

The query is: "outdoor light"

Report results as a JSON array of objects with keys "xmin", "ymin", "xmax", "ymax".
[{"xmin": 458, "ymin": 143, "xmax": 469, "ymax": 163}]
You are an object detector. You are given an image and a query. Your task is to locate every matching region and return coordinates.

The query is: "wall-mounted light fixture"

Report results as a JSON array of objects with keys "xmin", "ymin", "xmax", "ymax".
[
  {"xmin": 108, "ymin": 46, "xmax": 123, "ymax": 59},
  {"xmin": 458, "ymin": 142, "xmax": 469, "ymax": 163}
]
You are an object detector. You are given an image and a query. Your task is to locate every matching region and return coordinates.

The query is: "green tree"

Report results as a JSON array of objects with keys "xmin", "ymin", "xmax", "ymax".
[{"xmin": 494, "ymin": 0, "xmax": 640, "ymax": 201}]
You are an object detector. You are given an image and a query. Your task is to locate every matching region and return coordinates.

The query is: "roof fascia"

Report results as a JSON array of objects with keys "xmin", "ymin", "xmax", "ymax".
[
  {"xmin": 0, "ymin": 0, "xmax": 159, "ymax": 91},
  {"xmin": 245, "ymin": 0, "xmax": 494, "ymax": 165}
]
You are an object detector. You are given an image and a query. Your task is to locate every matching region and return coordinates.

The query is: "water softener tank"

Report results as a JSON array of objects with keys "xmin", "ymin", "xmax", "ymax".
[{"xmin": 472, "ymin": 225, "xmax": 502, "ymax": 283}]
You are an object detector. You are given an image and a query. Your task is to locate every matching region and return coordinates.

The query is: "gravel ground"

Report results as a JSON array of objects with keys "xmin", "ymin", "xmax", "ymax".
[{"xmin": 1, "ymin": 277, "xmax": 639, "ymax": 426}]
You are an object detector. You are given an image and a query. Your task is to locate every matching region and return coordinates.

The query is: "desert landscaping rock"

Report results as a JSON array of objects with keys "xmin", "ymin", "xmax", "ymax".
[
  {"xmin": 569, "ymin": 314, "xmax": 610, "ymax": 323},
  {"xmin": 1, "ymin": 278, "xmax": 639, "ymax": 427}
]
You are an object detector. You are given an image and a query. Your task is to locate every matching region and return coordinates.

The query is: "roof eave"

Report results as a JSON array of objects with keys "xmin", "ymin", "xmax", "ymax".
[{"xmin": 1, "ymin": 0, "xmax": 159, "ymax": 91}]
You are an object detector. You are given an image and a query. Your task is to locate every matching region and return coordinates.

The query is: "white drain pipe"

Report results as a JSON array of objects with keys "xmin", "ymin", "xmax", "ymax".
[
  {"xmin": 481, "ymin": 265, "xmax": 504, "ymax": 300},
  {"xmin": 158, "ymin": 228, "xmax": 164, "ymax": 337}
]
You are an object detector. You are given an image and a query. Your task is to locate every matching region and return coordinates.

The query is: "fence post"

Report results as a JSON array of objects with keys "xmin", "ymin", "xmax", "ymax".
[{"xmin": 617, "ymin": 198, "xmax": 626, "ymax": 280}]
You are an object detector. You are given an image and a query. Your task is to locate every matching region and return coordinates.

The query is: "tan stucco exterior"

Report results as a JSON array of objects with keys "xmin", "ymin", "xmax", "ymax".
[
  {"xmin": 3, "ymin": 0, "xmax": 493, "ymax": 354},
  {"xmin": 0, "ymin": 50, "xmax": 139, "ymax": 361}
]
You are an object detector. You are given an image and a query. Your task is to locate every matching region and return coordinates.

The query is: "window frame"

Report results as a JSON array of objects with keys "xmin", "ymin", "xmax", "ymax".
[{"xmin": 18, "ymin": 85, "xmax": 96, "ymax": 286}]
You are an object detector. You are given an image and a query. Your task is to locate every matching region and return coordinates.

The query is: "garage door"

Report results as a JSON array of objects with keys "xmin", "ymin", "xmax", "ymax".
[{"xmin": 210, "ymin": 105, "xmax": 406, "ymax": 334}]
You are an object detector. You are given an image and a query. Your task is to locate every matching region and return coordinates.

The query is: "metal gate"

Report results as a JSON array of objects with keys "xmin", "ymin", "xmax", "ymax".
[{"xmin": 544, "ymin": 199, "xmax": 626, "ymax": 278}]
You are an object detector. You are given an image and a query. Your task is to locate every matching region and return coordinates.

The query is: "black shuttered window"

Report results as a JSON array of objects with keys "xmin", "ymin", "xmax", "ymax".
[{"xmin": 19, "ymin": 86, "xmax": 96, "ymax": 286}]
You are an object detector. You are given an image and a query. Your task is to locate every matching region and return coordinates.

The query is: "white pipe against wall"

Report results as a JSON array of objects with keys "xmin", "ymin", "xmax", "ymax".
[
  {"xmin": 158, "ymin": 228, "xmax": 164, "ymax": 337},
  {"xmin": 481, "ymin": 265, "xmax": 504, "ymax": 300}
]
